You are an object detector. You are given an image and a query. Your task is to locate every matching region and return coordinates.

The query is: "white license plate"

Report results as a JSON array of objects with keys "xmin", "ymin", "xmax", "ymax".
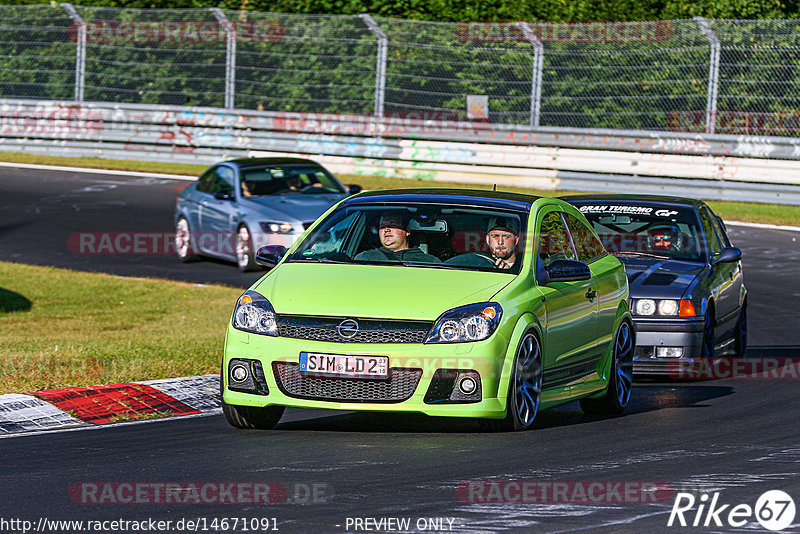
[{"xmin": 299, "ymin": 352, "xmax": 389, "ymax": 379}]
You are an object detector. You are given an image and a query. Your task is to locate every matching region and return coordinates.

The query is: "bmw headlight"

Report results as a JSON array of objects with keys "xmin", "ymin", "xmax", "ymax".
[
  {"xmin": 232, "ymin": 290, "xmax": 278, "ymax": 336},
  {"xmin": 657, "ymin": 299, "xmax": 679, "ymax": 316},
  {"xmin": 634, "ymin": 299, "xmax": 656, "ymax": 316},
  {"xmin": 425, "ymin": 303, "xmax": 502, "ymax": 344},
  {"xmin": 260, "ymin": 222, "xmax": 294, "ymax": 234},
  {"xmin": 633, "ymin": 298, "xmax": 679, "ymax": 316}
]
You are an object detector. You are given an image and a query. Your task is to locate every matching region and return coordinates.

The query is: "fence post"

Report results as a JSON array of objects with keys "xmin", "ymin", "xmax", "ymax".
[
  {"xmin": 211, "ymin": 8, "xmax": 236, "ymax": 109},
  {"xmin": 517, "ymin": 22, "xmax": 544, "ymax": 128},
  {"xmin": 60, "ymin": 3, "xmax": 85, "ymax": 102},
  {"xmin": 359, "ymin": 14, "xmax": 387, "ymax": 119},
  {"xmin": 694, "ymin": 17, "xmax": 720, "ymax": 134}
]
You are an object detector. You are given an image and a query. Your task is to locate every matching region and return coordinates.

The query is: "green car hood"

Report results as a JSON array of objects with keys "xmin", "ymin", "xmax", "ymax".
[{"xmin": 255, "ymin": 263, "xmax": 515, "ymax": 320}]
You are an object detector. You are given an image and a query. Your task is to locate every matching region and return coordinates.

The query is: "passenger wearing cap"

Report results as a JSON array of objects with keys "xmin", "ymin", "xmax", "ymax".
[
  {"xmin": 353, "ymin": 211, "xmax": 441, "ymax": 263},
  {"xmin": 486, "ymin": 216, "xmax": 520, "ymax": 269}
]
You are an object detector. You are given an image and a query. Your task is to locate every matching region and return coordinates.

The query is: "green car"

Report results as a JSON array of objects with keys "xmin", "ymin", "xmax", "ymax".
[{"xmin": 221, "ymin": 189, "xmax": 633, "ymax": 431}]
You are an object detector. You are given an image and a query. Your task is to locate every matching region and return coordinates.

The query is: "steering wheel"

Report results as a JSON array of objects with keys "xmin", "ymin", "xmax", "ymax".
[{"xmin": 473, "ymin": 253, "xmax": 497, "ymax": 266}]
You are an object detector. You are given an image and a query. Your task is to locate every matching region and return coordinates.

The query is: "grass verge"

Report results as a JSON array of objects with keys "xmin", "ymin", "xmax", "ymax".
[
  {"xmin": 1, "ymin": 152, "xmax": 797, "ymax": 227},
  {"xmin": 0, "ymin": 261, "xmax": 240, "ymax": 394}
]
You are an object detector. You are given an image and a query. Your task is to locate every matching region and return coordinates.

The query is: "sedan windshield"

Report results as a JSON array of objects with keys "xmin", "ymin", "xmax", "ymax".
[
  {"xmin": 285, "ymin": 202, "xmax": 528, "ymax": 273},
  {"xmin": 574, "ymin": 203, "xmax": 705, "ymax": 262},
  {"xmin": 240, "ymin": 165, "xmax": 344, "ymax": 197}
]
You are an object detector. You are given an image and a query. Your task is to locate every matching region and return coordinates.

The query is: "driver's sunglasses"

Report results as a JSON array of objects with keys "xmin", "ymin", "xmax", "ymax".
[{"xmin": 653, "ymin": 235, "xmax": 671, "ymax": 243}]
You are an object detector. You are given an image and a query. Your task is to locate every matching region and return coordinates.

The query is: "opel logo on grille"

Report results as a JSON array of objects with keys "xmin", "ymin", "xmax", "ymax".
[{"xmin": 337, "ymin": 319, "xmax": 360, "ymax": 339}]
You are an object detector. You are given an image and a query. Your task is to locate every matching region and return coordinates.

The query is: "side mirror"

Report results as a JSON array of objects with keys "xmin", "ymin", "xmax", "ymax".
[
  {"xmin": 542, "ymin": 259, "xmax": 592, "ymax": 283},
  {"xmin": 255, "ymin": 245, "xmax": 287, "ymax": 268},
  {"xmin": 347, "ymin": 184, "xmax": 362, "ymax": 195},
  {"xmin": 712, "ymin": 246, "xmax": 741, "ymax": 265},
  {"xmin": 214, "ymin": 190, "xmax": 233, "ymax": 201}
]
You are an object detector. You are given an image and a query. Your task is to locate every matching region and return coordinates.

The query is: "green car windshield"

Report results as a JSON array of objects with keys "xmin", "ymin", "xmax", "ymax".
[{"xmin": 285, "ymin": 203, "xmax": 528, "ymax": 273}]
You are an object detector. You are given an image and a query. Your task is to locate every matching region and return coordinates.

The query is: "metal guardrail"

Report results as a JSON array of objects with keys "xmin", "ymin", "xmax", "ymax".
[{"xmin": 2, "ymin": 99, "xmax": 800, "ymax": 205}]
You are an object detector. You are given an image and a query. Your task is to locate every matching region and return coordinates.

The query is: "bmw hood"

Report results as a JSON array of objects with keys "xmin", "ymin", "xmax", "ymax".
[
  {"xmin": 254, "ymin": 263, "xmax": 515, "ymax": 320},
  {"xmin": 239, "ymin": 195, "xmax": 346, "ymax": 223},
  {"xmin": 620, "ymin": 257, "xmax": 706, "ymax": 299}
]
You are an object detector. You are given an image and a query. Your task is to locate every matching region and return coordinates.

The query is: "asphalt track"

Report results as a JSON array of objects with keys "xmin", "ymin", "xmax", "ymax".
[{"xmin": 1, "ymin": 166, "xmax": 800, "ymax": 533}]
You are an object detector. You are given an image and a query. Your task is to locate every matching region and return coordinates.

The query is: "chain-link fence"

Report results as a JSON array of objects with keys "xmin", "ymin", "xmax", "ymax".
[{"xmin": 2, "ymin": 5, "xmax": 800, "ymax": 136}]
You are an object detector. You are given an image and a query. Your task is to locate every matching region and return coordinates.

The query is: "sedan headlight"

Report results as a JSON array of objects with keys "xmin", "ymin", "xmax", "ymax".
[
  {"xmin": 232, "ymin": 290, "xmax": 278, "ymax": 336},
  {"xmin": 425, "ymin": 303, "xmax": 502, "ymax": 344},
  {"xmin": 260, "ymin": 222, "xmax": 294, "ymax": 234},
  {"xmin": 633, "ymin": 298, "xmax": 679, "ymax": 316},
  {"xmin": 657, "ymin": 299, "xmax": 679, "ymax": 316},
  {"xmin": 634, "ymin": 299, "xmax": 656, "ymax": 316}
]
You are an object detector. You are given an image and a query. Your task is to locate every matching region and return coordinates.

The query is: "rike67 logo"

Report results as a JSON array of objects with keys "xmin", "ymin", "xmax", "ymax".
[{"xmin": 668, "ymin": 490, "xmax": 796, "ymax": 531}]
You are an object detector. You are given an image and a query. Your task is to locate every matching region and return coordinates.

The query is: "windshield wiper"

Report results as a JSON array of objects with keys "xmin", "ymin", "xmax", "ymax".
[
  {"xmin": 287, "ymin": 257, "xmax": 350, "ymax": 264},
  {"xmin": 397, "ymin": 262, "xmax": 462, "ymax": 270},
  {"xmin": 615, "ymin": 251, "xmax": 670, "ymax": 259}
]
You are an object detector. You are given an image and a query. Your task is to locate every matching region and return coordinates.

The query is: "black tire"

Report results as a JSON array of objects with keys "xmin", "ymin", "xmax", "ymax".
[
  {"xmin": 702, "ymin": 303, "xmax": 715, "ymax": 360},
  {"xmin": 581, "ymin": 319, "xmax": 634, "ymax": 415},
  {"xmin": 175, "ymin": 216, "xmax": 199, "ymax": 262},
  {"xmin": 734, "ymin": 302, "xmax": 747, "ymax": 357},
  {"xmin": 481, "ymin": 330, "xmax": 543, "ymax": 432},
  {"xmin": 220, "ymin": 367, "xmax": 284, "ymax": 430},
  {"xmin": 235, "ymin": 225, "xmax": 258, "ymax": 272}
]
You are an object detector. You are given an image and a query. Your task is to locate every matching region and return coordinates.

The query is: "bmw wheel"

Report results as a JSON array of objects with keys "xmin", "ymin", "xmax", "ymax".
[
  {"xmin": 734, "ymin": 302, "xmax": 747, "ymax": 357},
  {"xmin": 702, "ymin": 304, "xmax": 715, "ymax": 360},
  {"xmin": 175, "ymin": 217, "xmax": 198, "ymax": 262},
  {"xmin": 581, "ymin": 319, "xmax": 634, "ymax": 415},
  {"xmin": 483, "ymin": 331, "xmax": 543, "ymax": 431},
  {"xmin": 236, "ymin": 225, "xmax": 257, "ymax": 272}
]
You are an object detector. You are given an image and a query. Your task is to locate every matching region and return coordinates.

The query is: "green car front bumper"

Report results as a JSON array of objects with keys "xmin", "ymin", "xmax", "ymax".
[{"xmin": 221, "ymin": 326, "xmax": 517, "ymax": 419}]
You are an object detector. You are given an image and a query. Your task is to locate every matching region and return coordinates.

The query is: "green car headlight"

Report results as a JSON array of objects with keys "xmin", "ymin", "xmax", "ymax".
[
  {"xmin": 425, "ymin": 303, "xmax": 502, "ymax": 344},
  {"xmin": 232, "ymin": 290, "xmax": 278, "ymax": 336}
]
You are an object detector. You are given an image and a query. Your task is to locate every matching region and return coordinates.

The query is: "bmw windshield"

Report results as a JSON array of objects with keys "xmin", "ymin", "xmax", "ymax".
[
  {"xmin": 285, "ymin": 202, "xmax": 528, "ymax": 273},
  {"xmin": 574, "ymin": 203, "xmax": 705, "ymax": 262}
]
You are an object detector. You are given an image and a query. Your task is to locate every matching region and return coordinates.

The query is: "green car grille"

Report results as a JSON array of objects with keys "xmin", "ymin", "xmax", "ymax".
[
  {"xmin": 272, "ymin": 362, "xmax": 423, "ymax": 403},
  {"xmin": 276, "ymin": 315, "xmax": 432, "ymax": 344}
]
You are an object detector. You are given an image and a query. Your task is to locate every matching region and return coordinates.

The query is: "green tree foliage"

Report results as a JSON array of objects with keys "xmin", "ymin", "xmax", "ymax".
[{"xmin": 3, "ymin": 0, "xmax": 797, "ymax": 21}]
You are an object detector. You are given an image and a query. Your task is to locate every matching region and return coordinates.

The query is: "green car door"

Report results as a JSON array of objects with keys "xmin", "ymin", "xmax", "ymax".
[{"xmin": 534, "ymin": 206, "xmax": 600, "ymax": 396}]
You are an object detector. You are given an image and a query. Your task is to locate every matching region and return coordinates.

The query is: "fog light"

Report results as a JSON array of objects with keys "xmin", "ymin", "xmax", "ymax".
[
  {"xmin": 656, "ymin": 347, "xmax": 683, "ymax": 358},
  {"xmin": 231, "ymin": 364, "xmax": 249, "ymax": 382},
  {"xmin": 459, "ymin": 376, "xmax": 477, "ymax": 395}
]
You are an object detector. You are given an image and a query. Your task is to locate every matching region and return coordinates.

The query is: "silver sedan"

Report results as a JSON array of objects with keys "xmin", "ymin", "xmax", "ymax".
[{"xmin": 174, "ymin": 157, "xmax": 360, "ymax": 271}]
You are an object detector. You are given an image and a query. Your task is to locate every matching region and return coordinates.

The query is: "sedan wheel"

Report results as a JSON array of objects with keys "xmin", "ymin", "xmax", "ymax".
[
  {"xmin": 734, "ymin": 303, "xmax": 747, "ymax": 357},
  {"xmin": 175, "ymin": 217, "xmax": 198, "ymax": 262},
  {"xmin": 581, "ymin": 319, "xmax": 634, "ymax": 415},
  {"xmin": 702, "ymin": 307, "xmax": 715, "ymax": 360},
  {"xmin": 236, "ymin": 225, "xmax": 257, "ymax": 272},
  {"xmin": 482, "ymin": 331, "xmax": 543, "ymax": 431}
]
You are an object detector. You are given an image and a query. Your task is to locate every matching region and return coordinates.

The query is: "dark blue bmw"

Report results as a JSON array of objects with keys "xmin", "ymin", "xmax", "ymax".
[{"xmin": 563, "ymin": 194, "xmax": 746, "ymax": 374}]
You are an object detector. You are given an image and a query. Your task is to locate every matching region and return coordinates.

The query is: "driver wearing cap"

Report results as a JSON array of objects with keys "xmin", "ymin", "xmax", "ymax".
[
  {"xmin": 354, "ymin": 211, "xmax": 441, "ymax": 263},
  {"xmin": 486, "ymin": 216, "xmax": 520, "ymax": 270}
]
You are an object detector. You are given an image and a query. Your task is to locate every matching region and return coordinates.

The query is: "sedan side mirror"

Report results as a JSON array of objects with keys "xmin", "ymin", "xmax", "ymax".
[
  {"xmin": 712, "ymin": 246, "xmax": 742, "ymax": 265},
  {"xmin": 542, "ymin": 259, "xmax": 592, "ymax": 284},
  {"xmin": 214, "ymin": 190, "xmax": 233, "ymax": 201},
  {"xmin": 255, "ymin": 245, "xmax": 287, "ymax": 268},
  {"xmin": 347, "ymin": 184, "xmax": 362, "ymax": 195}
]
